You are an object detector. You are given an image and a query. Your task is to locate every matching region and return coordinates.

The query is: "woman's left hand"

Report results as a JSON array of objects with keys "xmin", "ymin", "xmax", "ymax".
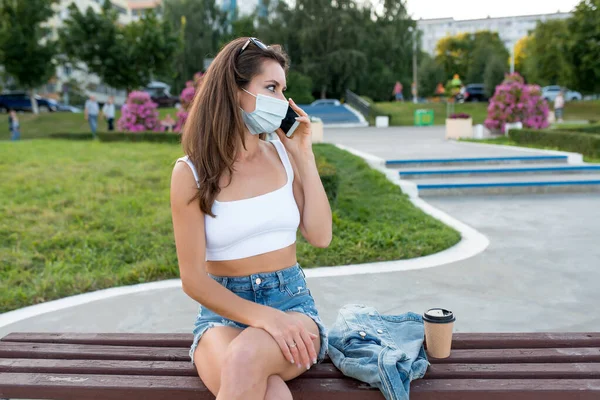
[{"xmin": 275, "ymin": 98, "xmax": 313, "ymax": 159}]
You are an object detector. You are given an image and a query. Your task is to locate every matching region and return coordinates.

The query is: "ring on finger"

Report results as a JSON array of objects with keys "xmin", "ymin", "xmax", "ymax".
[{"xmin": 288, "ymin": 341, "xmax": 297, "ymax": 348}]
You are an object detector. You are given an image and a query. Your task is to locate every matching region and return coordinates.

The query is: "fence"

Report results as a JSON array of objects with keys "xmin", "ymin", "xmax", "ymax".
[{"xmin": 345, "ymin": 89, "xmax": 371, "ymax": 119}]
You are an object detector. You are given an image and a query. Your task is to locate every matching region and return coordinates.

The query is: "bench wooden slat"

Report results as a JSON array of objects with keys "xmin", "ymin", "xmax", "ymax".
[
  {"xmin": 0, "ymin": 358, "xmax": 342, "ymax": 379},
  {"xmin": 2, "ymin": 373, "xmax": 600, "ymax": 400},
  {"xmin": 0, "ymin": 342, "xmax": 189, "ymax": 361},
  {"xmin": 0, "ymin": 373, "xmax": 383, "ymax": 400},
  {"xmin": 437, "ymin": 347, "xmax": 600, "ymax": 364},
  {"xmin": 4, "ymin": 358, "xmax": 600, "ymax": 380},
  {"xmin": 450, "ymin": 332, "xmax": 600, "ymax": 349},
  {"xmin": 4, "ymin": 341, "xmax": 600, "ymax": 364},
  {"xmin": 0, "ymin": 332, "xmax": 192, "ymax": 347},
  {"xmin": 5, "ymin": 332, "xmax": 600, "ymax": 349}
]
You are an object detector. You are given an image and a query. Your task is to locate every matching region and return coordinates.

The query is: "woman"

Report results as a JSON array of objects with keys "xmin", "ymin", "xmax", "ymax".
[{"xmin": 170, "ymin": 37, "xmax": 332, "ymax": 400}]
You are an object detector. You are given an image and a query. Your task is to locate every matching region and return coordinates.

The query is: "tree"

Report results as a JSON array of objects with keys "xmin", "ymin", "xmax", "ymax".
[
  {"xmin": 513, "ymin": 35, "xmax": 532, "ymax": 74},
  {"xmin": 163, "ymin": 0, "xmax": 225, "ymax": 94},
  {"xmin": 418, "ymin": 54, "xmax": 445, "ymax": 97},
  {"xmin": 60, "ymin": 3, "xmax": 179, "ymax": 92},
  {"xmin": 484, "ymin": 55, "xmax": 506, "ymax": 98},
  {"xmin": 435, "ymin": 31, "xmax": 508, "ymax": 85},
  {"xmin": 0, "ymin": 0, "xmax": 58, "ymax": 114},
  {"xmin": 520, "ymin": 19, "xmax": 573, "ymax": 87},
  {"xmin": 568, "ymin": 0, "xmax": 600, "ymax": 94}
]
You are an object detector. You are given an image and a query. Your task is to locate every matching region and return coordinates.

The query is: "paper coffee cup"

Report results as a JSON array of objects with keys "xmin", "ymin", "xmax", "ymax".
[{"xmin": 423, "ymin": 308, "xmax": 456, "ymax": 359}]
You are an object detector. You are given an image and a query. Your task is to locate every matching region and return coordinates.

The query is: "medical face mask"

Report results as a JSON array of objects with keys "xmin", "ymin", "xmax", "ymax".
[{"xmin": 240, "ymin": 88, "xmax": 288, "ymax": 135}]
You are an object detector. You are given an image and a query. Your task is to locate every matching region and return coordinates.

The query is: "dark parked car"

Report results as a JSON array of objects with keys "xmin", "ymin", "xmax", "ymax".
[
  {"xmin": 0, "ymin": 92, "xmax": 58, "ymax": 112},
  {"xmin": 143, "ymin": 86, "xmax": 180, "ymax": 108},
  {"xmin": 456, "ymin": 84, "xmax": 488, "ymax": 103}
]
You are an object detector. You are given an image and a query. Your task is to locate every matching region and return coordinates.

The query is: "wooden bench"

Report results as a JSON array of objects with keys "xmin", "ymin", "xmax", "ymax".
[{"xmin": 1, "ymin": 332, "xmax": 599, "ymax": 399}]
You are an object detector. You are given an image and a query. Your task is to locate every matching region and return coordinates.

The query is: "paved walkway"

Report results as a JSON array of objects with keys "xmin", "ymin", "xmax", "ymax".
[{"xmin": 2, "ymin": 127, "xmax": 599, "ymax": 337}]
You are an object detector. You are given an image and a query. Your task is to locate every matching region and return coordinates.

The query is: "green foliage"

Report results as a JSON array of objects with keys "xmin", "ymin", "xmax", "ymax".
[
  {"xmin": 316, "ymin": 156, "xmax": 339, "ymax": 205},
  {"xmin": 285, "ymin": 71, "xmax": 315, "ymax": 104},
  {"xmin": 418, "ymin": 54, "xmax": 445, "ymax": 97},
  {"xmin": 0, "ymin": 141, "xmax": 459, "ymax": 312},
  {"xmin": 0, "ymin": 0, "xmax": 58, "ymax": 92},
  {"xmin": 257, "ymin": 0, "xmax": 414, "ymax": 101},
  {"xmin": 435, "ymin": 31, "xmax": 509, "ymax": 84},
  {"xmin": 484, "ymin": 56, "xmax": 507, "ymax": 98},
  {"xmin": 509, "ymin": 128, "xmax": 600, "ymax": 158},
  {"xmin": 568, "ymin": 0, "xmax": 600, "ymax": 94},
  {"xmin": 60, "ymin": 4, "xmax": 179, "ymax": 92},
  {"xmin": 521, "ymin": 19, "xmax": 573, "ymax": 87},
  {"xmin": 49, "ymin": 132, "xmax": 182, "ymax": 143},
  {"xmin": 162, "ymin": 0, "xmax": 225, "ymax": 94}
]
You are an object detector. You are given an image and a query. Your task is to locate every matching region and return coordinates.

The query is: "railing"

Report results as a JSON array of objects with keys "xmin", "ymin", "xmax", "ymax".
[{"xmin": 345, "ymin": 89, "xmax": 371, "ymax": 119}]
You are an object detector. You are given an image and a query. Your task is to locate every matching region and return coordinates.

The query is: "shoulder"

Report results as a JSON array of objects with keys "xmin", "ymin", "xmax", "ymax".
[{"xmin": 171, "ymin": 159, "xmax": 200, "ymax": 204}]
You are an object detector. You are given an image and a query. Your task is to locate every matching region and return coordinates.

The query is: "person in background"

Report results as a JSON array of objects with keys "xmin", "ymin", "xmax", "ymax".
[
  {"xmin": 84, "ymin": 95, "xmax": 100, "ymax": 137},
  {"xmin": 393, "ymin": 81, "xmax": 403, "ymax": 102},
  {"xmin": 554, "ymin": 90, "xmax": 565, "ymax": 123},
  {"xmin": 101, "ymin": 96, "xmax": 116, "ymax": 131},
  {"xmin": 8, "ymin": 109, "xmax": 20, "ymax": 141}
]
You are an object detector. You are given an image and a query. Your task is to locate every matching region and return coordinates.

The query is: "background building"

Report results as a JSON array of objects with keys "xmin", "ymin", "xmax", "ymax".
[
  {"xmin": 41, "ymin": 0, "xmax": 162, "ymax": 105},
  {"xmin": 418, "ymin": 12, "xmax": 572, "ymax": 55}
]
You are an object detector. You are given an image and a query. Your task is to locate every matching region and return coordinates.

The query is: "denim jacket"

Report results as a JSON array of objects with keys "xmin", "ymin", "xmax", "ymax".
[{"xmin": 328, "ymin": 304, "xmax": 429, "ymax": 400}]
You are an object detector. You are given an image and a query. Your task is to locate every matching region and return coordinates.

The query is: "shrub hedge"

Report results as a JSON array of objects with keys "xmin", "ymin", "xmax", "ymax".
[
  {"xmin": 50, "ymin": 132, "xmax": 181, "ymax": 143},
  {"xmin": 509, "ymin": 128, "xmax": 600, "ymax": 158}
]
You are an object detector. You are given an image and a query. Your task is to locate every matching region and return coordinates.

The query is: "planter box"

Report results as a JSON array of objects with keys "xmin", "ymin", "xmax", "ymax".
[
  {"xmin": 445, "ymin": 118, "xmax": 473, "ymax": 139},
  {"xmin": 375, "ymin": 116, "xmax": 389, "ymax": 128},
  {"xmin": 311, "ymin": 120, "xmax": 324, "ymax": 143}
]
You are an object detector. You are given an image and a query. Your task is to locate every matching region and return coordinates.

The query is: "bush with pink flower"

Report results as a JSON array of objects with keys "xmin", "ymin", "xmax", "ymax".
[
  {"xmin": 484, "ymin": 73, "xmax": 549, "ymax": 132},
  {"xmin": 175, "ymin": 72, "xmax": 203, "ymax": 132},
  {"xmin": 117, "ymin": 91, "xmax": 161, "ymax": 132}
]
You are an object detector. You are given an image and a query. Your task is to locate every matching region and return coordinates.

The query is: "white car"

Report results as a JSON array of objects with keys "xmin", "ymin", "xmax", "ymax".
[{"xmin": 541, "ymin": 85, "xmax": 582, "ymax": 102}]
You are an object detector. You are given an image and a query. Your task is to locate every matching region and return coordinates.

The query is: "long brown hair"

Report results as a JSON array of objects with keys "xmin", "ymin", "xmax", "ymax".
[{"xmin": 181, "ymin": 37, "xmax": 289, "ymax": 217}]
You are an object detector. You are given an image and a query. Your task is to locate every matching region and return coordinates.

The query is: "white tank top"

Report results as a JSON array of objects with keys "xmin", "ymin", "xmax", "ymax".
[{"xmin": 176, "ymin": 140, "xmax": 300, "ymax": 261}]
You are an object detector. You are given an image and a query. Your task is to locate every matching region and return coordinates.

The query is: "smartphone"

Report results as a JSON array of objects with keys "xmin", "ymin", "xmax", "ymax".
[{"xmin": 279, "ymin": 104, "xmax": 300, "ymax": 137}]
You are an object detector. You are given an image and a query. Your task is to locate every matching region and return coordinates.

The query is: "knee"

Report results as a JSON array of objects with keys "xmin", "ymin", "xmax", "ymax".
[{"xmin": 221, "ymin": 337, "xmax": 264, "ymax": 377}]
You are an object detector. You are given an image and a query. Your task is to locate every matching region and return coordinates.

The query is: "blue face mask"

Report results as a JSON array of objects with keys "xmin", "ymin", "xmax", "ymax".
[{"xmin": 240, "ymin": 88, "xmax": 288, "ymax": 135}]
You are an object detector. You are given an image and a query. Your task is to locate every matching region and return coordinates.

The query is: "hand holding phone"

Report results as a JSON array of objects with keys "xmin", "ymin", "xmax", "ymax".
[{"xmin": 279, "ymin": 103, "xmax": 301, "ymax": 137}]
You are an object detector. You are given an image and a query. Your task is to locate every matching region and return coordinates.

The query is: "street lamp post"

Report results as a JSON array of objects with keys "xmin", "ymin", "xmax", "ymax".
[{"xmin": 409, "ymin": 27, "xmax": 418, "ymax": 104}]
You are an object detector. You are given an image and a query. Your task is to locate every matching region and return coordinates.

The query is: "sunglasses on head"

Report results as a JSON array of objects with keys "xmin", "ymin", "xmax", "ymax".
[{"xmin": 239, "ymin": 37, "xmax": 269, "ymax": 55}]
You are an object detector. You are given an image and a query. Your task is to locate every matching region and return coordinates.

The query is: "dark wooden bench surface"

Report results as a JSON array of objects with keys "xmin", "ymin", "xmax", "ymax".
[{"xmin": 1, "ymin": 332, "xmax": 600, "ymax": 399}]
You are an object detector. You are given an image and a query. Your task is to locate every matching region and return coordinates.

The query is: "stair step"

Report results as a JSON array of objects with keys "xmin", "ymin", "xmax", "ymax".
[
  {"xmin": 415, "ymin": 174, "xmax": 600, "ymax": 196},
  {"xmin": 386, "ymin": 155, "xmax": 568, "ymax": 169},
  {"xmin": 400, "ymin": 164, "xmax": 600, "ymax": 179}
]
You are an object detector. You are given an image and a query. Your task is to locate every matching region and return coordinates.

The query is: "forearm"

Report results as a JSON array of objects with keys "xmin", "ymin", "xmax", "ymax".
[
  {"xmin": 183, "ymin": 274, "xmax": 276, "ymax": 326},
  {"xmin": 296, "ymin": 152, "xmax": 333, "ymax": 247}
]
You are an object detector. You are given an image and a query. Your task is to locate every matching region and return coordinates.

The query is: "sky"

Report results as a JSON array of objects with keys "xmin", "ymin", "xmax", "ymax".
[{"xmin": 406, "ymin": 0, "xmax": 581, "ymax": 20}]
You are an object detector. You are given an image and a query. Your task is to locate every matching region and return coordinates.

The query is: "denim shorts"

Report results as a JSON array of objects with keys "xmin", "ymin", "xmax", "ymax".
[{"xmin": 189, "ymin": 263, "xmax": 328, "ymax": 365}]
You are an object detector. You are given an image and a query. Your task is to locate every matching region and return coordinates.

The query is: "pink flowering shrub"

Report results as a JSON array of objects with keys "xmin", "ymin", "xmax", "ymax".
[
  {"xmin": 485, "ymin": 73, "xmax": 549, "ymax": 132},
  {"xmin": 175, "ymin": 72, "xmax": 203, "ymax": 132},
  {"xmin": 117, "ymin": 91, "xmax": 161, "ymax": 132}
]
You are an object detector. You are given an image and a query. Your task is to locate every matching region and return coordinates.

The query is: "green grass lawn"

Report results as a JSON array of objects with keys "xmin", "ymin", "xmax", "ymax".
[
  {"xmin": 0, "ymin": 108, "xmax": 178, "ymax": 140},
  {"xmin": 371, "ymin": 100, "xmax": 600, "ymax": 127},
  {"xmin": 0, "ymin": 140, "xmax": 460, "ymax": 312},
  {"xmin": 463, "ymin": 136, "xmax": 600, "ymax": 164}
]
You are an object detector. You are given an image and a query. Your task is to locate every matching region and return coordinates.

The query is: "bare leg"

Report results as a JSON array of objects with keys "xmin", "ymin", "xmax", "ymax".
[{"xmin": 217, "ymin": 312, "xmax": 320, "ymax": 400}]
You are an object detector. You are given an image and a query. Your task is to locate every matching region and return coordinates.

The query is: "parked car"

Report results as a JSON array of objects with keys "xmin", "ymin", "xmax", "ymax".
[
  {"xmin": 541, "ymin": 86, "xmax": 582, "ymax": 102},
  {"xmin": 55, "ymin": 102, "xmax": 82, "ymax": 113},
  {"xmin": 143, "ymin": 83, "xmax": 180, "ymax": 108},
  {"xmin": 456, "ymin": 84, "xmax": 488, "ymax": 103},
  {"xmin": 0, "ymin": 92, "xmax": 58, "ymax": 112},
  {"xmin": 310, "ymin": 99, "xmax": 341, "ymax": 106}
]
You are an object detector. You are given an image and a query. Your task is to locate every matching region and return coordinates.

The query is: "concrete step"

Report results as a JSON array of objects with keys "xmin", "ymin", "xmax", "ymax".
[
  {"xmin": 386, "ymin": 155, "xmax": 568, "ymax": 169},
  {"xmin": 399, "ymin": 164, "xmax": 600, "ymax": 179},
  {"xmin": 415, "ymin": 173, "xmax": 600, "ymax": 196}
]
